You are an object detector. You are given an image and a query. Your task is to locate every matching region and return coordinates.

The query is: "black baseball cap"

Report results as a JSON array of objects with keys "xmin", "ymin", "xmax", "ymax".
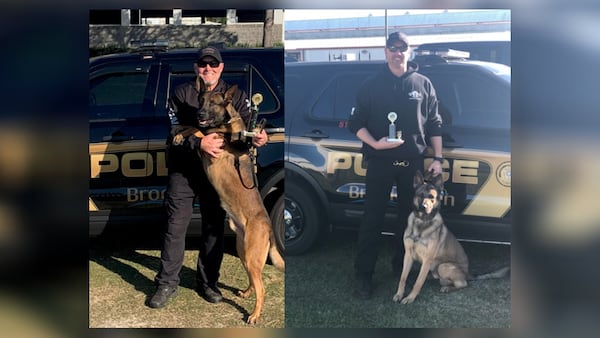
[
  {"xmin": 386, "ymin": 32, "xmax": 410, "ymax": 48},
  {"xmin": 197, "ymin": 46, "xmax": 222, "ymax": 63}
]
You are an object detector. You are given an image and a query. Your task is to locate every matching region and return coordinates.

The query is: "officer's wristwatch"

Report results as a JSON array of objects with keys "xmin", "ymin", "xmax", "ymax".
[{"xmin": 432, "ymin": 156, "xmax": 444, "ymax": 163}]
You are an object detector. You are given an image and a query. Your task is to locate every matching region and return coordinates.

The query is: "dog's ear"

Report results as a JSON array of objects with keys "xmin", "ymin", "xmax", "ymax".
[
  {"xmin": 423, "ymin": 169, "xmax": 434, "ymax": 182},
  {"xmin": 413, "ymin": 170, "xmax": 424, "ymax": 188},
  {"xmin": 224, "ymin": 84, "xmax": 238, "ymax": 102}
]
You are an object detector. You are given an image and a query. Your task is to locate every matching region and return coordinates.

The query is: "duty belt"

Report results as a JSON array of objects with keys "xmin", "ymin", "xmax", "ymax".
[{"xmin": 392, "ymin": 160, "xmax": 410, "ymax": 167}]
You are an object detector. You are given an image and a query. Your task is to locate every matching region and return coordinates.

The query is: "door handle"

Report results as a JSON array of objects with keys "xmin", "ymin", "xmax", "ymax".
[
  {"xmin": 102, "ymin": 134, "xmax": 134, "ymax": 142},
  {"xmin": 303, "ymin": 130, "xmax": 329, "ymax": 139}
]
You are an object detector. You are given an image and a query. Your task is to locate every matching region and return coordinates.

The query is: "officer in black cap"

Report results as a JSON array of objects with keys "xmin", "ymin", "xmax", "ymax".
[
  {"xmin": 148, "ymin": 45, "xmax": 268, "ymax": 308},
  {"xmin": 348, "ymin": 32, "xmax": 444, "ymax": 299}
]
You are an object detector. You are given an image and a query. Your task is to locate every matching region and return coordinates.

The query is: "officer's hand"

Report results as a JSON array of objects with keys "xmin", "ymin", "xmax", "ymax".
[
  {"xmin": 374, "ymin": 137, "xmax": 404, "ymax": 150},
  {"xmin": 252, "ymin": 129, "xmax": 268, "ymax": 148},
  {"xmin": 201, "ymin": 133, "xmax": 225, "ymax": 158},
  {"xmin": 427, "ymin": 160, "xmax": 443, "ymax": 176}
]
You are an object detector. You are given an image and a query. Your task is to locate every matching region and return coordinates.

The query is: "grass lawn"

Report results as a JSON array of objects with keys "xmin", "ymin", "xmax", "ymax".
[
  {"xmin": 285, "ymin": 231, "xmax": 510, "ymax": 328},
  {"xmin": 89, "ymin": 236, "xmax": 284, "ymax": 328}
]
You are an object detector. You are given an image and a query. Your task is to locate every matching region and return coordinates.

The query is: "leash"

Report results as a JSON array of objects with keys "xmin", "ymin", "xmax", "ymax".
[{"xmin": 234, "ymin": 151, "xmax": 258, "ymax": 190}]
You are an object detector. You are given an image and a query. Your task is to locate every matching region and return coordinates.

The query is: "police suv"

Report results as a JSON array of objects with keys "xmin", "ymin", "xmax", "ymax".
[
  {"xmin": 285, "ymin": 49, "xmax": 511, "ymax": 255},
  {"xmin": 89, "ymin": 44, "xmax": 285, "ymax": 252}
]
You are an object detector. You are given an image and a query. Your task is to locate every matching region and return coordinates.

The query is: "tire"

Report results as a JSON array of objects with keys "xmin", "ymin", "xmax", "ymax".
[
  {"xmin": 284, "ymin": 181, "xmax": 323, "ymax": 255},
  {"xmin": 269, "ymin": 194, "xmax": 285, "ymax": 256}
]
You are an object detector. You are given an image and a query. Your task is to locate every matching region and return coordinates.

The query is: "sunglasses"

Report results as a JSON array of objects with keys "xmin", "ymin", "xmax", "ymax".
[
  {"xmin": 387, "ymin": 45, "xmax": 408, "ymax": 53},
  {"xmin": 197, "ymin": 59, "xmax": 221, "ymax": 68}
]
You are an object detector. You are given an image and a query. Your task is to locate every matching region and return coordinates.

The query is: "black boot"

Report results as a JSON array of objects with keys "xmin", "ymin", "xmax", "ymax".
[
  {"xmin": 353, "ymin": 275, "xmax": 373, "ymax": 300},
  {"xmin": 197, "ymin": 283, "xmax": 223, "ymax": 303},
  {"xmin": 148, "ymin": 285, "xmax": 178, "ymax": 308}
]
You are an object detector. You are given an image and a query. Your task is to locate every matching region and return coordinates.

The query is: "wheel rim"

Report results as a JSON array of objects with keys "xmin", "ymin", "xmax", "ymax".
[
  {"xmin": 284, "ymin": 197, "xmax": 305, "ymax": 243},
  {"xmin": 273, "ymin": 197, "xmax": 285, "ymax": 254}
]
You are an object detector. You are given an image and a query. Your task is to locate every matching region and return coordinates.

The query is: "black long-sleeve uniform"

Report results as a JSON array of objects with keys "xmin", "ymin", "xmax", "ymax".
[
  {"xmin": 155, "ymin": 78, "xmax": 249, "ymax": 291},
  {"xmin": 348, "ymin": 62, "xmax": 443, "ymax": 280},
  {"xmin": 348, "ymin": 61, "xmax": 442, "ymax": 159}
]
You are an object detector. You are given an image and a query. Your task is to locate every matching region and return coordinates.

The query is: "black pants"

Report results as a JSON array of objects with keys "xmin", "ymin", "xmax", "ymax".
[
  {"xmin": 155, "ymin": 153, "xmax": 226, "ymax": 289},
  {"xmin": 354, "ymin": 157, "xmax": 423, "ymax": 280}
]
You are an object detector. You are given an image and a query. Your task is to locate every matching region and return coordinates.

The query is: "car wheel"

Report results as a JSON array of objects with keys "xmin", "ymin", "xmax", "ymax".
[
  {"xmin": 269, "ymin": 194, "xmax": 285, "ymax": 256},
  {"xmin": 284, "ymin": 181, "xmax": 322, "ymax": 255}
]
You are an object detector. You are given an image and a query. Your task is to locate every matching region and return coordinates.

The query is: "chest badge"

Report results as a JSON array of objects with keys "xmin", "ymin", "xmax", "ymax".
[{"xmin": 408, "ymin": 90, "xmax": 422, "ymax": 100}]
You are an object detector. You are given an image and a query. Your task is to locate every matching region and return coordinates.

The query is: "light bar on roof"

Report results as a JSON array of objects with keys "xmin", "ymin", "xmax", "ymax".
[{"xmin": 415, "ymin": 48, "xmax": 470, "ymax": 59}]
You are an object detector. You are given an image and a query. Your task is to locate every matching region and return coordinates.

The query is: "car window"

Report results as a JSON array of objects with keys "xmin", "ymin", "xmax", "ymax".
[
  {"xmin": 426, "ymin": 69, "xmax": 509, "ymax": 129},
  {"xmin": 311, "ymin": 72, "xmax": 370, "ymax": 121},
  {"xmin": 168, "ymin": 66, "xmax": 279, "ymax": 115},
  {"xmin": 249, "ymin": 67, "xmax": 278, "ymax": 114},
  {"xmin": 284, "ymin": 73, "xmax": 303, "ymax": 114},
  {"xmin": 89, "ymin": 72, "xmax": 150, "ymax": 120}
]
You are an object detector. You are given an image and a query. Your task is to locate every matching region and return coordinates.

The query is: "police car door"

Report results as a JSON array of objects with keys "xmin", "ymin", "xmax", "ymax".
[{"xmin": 89, "ymin": 59, "xmax": 158, "ymax": 233}]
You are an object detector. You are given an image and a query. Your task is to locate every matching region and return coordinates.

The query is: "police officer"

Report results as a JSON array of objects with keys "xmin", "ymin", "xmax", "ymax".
[
  {"xmin": 148, "ymin": 46, "xmax": 268, "ymax": 308},
  {"xmin": 348, "ymin": 32, "xmax": 443, "ymax": 299}
]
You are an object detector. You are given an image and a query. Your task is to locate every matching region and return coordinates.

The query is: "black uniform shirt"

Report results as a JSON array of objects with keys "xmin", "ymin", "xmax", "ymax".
[
  {"xmin": 348, "ymin": 62, "xmax": 442, "ymax": 160},
  {"xmin": 170, "ymin": 77, "xmax": 250, "ymax": 128},
  {"xmin": 166, "ymin": 77, "xmax": 250, "ymax": 168}
]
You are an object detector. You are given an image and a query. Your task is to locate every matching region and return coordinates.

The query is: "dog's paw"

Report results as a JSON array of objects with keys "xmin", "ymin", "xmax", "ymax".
[
  {"xmin": 392, "ymin": 293, "xmax": 403, "ymax": 302},
  {"xmin": 401, "ymin": 295, "xmax": 416, "ymax": 304},
  {"xmin": 237, "ymin": 288, "xmax": 254, "ymax": 299},
  {"xmin": 172, "ymin": 134, "xmax": 184, "ymax": 146},
  {"xmin": 247, "ymin": 313, "xmax": 260, "ymax": 325}
]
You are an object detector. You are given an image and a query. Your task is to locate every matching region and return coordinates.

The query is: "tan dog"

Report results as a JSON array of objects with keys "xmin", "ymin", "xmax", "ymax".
[
  {"xmin": 173, "ymin": 85, "xmax": 284, "ymax": 324},
  {"xmin": 393, "ymin": 170, "xmax": 507, "ymax": 304}
]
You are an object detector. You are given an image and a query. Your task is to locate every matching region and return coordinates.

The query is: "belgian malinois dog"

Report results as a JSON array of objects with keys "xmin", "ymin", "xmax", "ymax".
[
  {"xmin": 171, "ymin": 84, "xmax": 284, "ymax": 324},
  {"xmin": 392, "ymin": 170, "xmax": 508, "ymax": 304}
]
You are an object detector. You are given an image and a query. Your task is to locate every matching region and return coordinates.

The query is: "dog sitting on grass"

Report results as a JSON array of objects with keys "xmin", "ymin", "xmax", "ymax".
[{"xmin": 393, "ymin": 170, "xmax": 508, "ymax": 304}]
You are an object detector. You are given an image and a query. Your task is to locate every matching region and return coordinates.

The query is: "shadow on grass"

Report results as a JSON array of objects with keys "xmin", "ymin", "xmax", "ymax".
[
  {"xmin": 89, "ymin": 247, "xmax": 159, "ymax": 298},
  {"xmin": 89, "ymin": 234, "xmax": 251, "ymax": 320},
  {"xmin": 218, "ymin": 292, "xmax": 251, "ymax": 322}
]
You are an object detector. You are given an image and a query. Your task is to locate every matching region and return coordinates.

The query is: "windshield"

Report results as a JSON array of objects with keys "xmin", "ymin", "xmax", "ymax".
[{"xmin": 471, "ymin": 61, "xmax": 511, "ymax": 83}]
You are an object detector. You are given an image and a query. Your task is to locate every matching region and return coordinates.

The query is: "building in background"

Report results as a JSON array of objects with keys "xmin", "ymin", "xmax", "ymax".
[
  {"xmin": 284, "ymin": 10, "xmax": 510, "ymax": 63},
  {"xmin": 89, "ymin": 9, "xmax": 284, "ymax": 52},
  {"xmin": 90, "ymin": 9, "xmax": 279, "ymax": 26}
]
